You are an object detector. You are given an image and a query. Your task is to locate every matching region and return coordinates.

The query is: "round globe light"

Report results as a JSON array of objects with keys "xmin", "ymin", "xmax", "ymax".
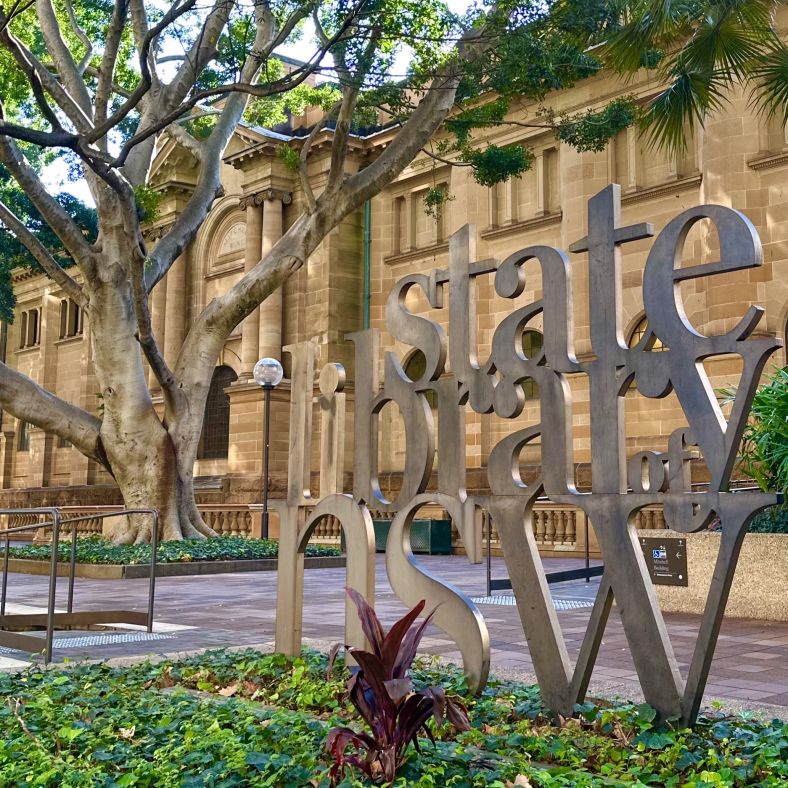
[{"xmin": 253, "ymin": 357, "xmax": 284, "ymax": 389}]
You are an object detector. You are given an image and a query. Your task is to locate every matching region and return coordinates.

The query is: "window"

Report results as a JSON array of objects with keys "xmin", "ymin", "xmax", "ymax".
[
  {"xmin": 628, "ymin": 316, "xmax": 664, "ymax": 351},
  {"xmin": 59, "ymin": 299, "xmax": 83, "ymax": 339},
  {"xmin": 57, "ymin": 435, "xmax": 72, "ymax": 448},
  {"xmin": 17, "ymin": 421, "xmax": 29, "ymax": 452},
  {"xmin": 18, "ymin": 308, "xmax": 40, "ymax": 349},
  {"xmin": 521, "ymin": 330, "xmax": 544, "ymax": 399},
  {"xmin": 197, "ymin": 365, "xmax": 238, "ymax": 459}
]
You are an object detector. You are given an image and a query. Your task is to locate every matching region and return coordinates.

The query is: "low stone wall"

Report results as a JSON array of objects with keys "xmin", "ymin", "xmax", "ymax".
[{"xmin": 641, "ymin": 530, "xmax": 788, "ymax": 622}]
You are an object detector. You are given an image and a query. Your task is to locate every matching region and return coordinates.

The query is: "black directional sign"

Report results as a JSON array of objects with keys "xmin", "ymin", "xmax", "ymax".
[{"xmin": 639, "ymin": 537, "xmax": 688, "ymax": 587}]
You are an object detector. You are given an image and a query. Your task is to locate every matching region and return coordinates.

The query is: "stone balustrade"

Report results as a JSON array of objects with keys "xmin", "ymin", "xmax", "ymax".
[{"xmin": 0, "ymin": 500, "xmax": 668, "ymax": 555}]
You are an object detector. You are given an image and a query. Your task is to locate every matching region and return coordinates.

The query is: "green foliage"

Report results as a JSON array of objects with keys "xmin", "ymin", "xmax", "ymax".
[
  {"xmin": 423, "ymin": 185, "xmax": 453, "ymax": 219},
  {"xmin": 555, "ymin": 98, "xmax": 639, "ymax": 153},
  {"xmin": 1, "ymin": 649, "xmax": 788, "ymax": 786},
  {"xmin": 246, "ymin": 82, "xmax": 342, "ymax": 130},
  {"xmin": 276, "ymin": 144, "xmax": 302, "ymax": 174},
  {"xmin": 133, "ymin": 186, "xmax": 163, "ymax": 223},
  {"xmin": 460, "ymin": 145, "xmax": 533, "ymax": 188},
  {"xmin": 7, "ymin": 535, "xmax": 340, "ymax": 565},
  {"xmin": 0, "ymin": 166, "xmax": 97, "ymax": 321},
  {"xmin": 741, "ymin": 366, "xmax": 788, "ymax": 495},
  {"xmin": 749, "ymin": 506, "xmax": 788, "ymax": 534}
]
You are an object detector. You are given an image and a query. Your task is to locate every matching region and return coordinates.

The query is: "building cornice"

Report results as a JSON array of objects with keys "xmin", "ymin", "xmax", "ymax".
[
  {"xmin": 384, "ymin": 241, "xmax": 449, "ymax": 266},
  {"xmin": 481, "ymin": 210, "xmax": 562, "ymax": 241},
  {"xmin": 621, "ymin": 173, "xmax": 702, "ymax": 204},
  {"xmin": 748, "ymin": 149, "xmax": 788, "ymax": 171},
  {"xmin": 11, "ymin": 268, "xmax": 41, "ymax": 285},
  {"xmin": 150, "ymin": 179, "xmax": 196, "ymax": 197}
]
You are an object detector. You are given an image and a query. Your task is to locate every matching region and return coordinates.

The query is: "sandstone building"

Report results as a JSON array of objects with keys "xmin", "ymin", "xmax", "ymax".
[{"xmin": 2, "ymin": 64, "xmax": 787, "ymax": 521}]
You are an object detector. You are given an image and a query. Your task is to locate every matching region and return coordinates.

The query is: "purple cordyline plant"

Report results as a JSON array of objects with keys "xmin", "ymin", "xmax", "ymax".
[{"xmin": 325, "ymin": 587, "xmax": 470, "ymax": 785}]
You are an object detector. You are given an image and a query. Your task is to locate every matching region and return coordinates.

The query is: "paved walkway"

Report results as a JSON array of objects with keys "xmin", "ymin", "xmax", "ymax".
[{"xmin": 3, "ymin": 555, "xmax": 788, "ymax": 716}]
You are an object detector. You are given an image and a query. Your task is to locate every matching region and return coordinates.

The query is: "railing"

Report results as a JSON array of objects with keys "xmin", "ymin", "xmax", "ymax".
[
  {"xmin": 0, "ymin": 508, "xmax": 159, "ymax": 664},
  {"xmin": 200, "ymin": 504, "xmax": 256, "ymax": 538}
]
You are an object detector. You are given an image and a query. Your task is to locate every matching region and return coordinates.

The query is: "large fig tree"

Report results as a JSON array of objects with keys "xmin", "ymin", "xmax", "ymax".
[{"xmin": 0, "ymin": 0, "xmax": 635, "ymax": 542}]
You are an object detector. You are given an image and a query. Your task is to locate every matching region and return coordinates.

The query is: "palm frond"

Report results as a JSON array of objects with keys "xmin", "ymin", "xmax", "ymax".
[
  {"xmin": 679, "ymin": 10, "xmax": 762, "ymax": 81},
  {"xmin": 639, "ymin": 65, "xmax": 728, "ymax": 154},
  {"xmin": 602, "ymin": 0, "xmax": 695, "ymax": 73},
  {"xmin": 749, "ymin": 40, "xmax": 788, "ymax": 124}
]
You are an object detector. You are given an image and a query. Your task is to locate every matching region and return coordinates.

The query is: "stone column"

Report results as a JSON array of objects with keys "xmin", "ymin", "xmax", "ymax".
[
  {"xmin": 28, "ymin": 426, "xmax": 47, "ymax": 488},
  {"xmin": 37, "ymin": 293, "xmax": 60, "ymax": 487},
  {"xmin": 240, "ymin": 195, "xmax": 263, "ymax": 377},
  {"xmin": 147, "ymin": 281, "xmax": 167, "ymax": 389},
  {"xmin": 70, "ymin": 322, "xmax": 94, "ymax": 486},
  {"xmin": 535, "ymin": 151, "xmax": 546, "ymax": 215},
  {"xmin": 163, "ymin": 253, "xmax": 187, "ymax": 367},
  {"xmin": 258, "ymin": 192, "xmax": 288, "ymax": 360}
]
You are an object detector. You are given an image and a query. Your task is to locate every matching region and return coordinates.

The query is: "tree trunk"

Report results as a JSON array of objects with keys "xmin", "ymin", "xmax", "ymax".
[{"xmin": 87, "ymin": 262, "xmax": 215, "ymax": 544}]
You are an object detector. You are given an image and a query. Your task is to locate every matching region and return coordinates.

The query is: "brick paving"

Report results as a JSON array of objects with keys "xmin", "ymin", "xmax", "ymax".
[{"xmin": 2, "ymin": 555, "xmax": 788, "ymax": 715}]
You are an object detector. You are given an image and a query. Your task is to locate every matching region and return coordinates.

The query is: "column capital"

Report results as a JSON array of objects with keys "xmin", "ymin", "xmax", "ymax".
[{"xmin": 239, "ymin": 188, "xmax": 292, "ymax": 210}]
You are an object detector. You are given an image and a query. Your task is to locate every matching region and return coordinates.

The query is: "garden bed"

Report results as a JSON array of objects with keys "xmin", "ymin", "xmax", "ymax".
[
  {"xmin": 1, "ymin": 647, "xmax": 786, "ymax": 786},
  {"xmin": 1, "ymin": 536, "xmax": 344, "ymax": 579}
]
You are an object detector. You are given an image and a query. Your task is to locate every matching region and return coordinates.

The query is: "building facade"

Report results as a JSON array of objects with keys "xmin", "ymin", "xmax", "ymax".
[{"xmin": 2, "ymin": 63, "xmax": 787, "ymax": 512}]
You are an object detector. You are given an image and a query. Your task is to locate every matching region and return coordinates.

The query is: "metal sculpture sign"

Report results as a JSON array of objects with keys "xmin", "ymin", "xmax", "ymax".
[{"xmin": 274, "ymin": 184, "xmax": 781, "ymax": 726}]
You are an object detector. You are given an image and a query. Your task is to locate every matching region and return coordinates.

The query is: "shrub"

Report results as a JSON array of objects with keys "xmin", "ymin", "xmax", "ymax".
[
  {"xmin": 7, "ymin": 535, "xmax": 340, "ymax": 564},
  {"xmin": 749, "ymin": 505, "xmax": 788, "ymax": 534},
  {"xmin": 325, "ymin": 588, "xmax": 470, "ymax": 785}
]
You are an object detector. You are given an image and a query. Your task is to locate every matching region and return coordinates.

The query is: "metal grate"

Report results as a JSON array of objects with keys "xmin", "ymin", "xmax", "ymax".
[
  {"xmin": 471, "ymin": 595, "xmax": 594, "ymax": 610},
  {"xmin": 0, "ymin": 631, "xmax": 174, "ymax": 654}
]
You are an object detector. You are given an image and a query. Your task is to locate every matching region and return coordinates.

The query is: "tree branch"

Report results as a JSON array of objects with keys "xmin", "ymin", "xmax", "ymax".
[
  {"xmin": 144, "ymin": 1, "xmax": 320, "ymax": 288},
  {"xmin": 0, "ymin": 130, "xmax": 95, "ymax": 266},
  {"xmin": 86, "ymin": 0, "xmax": 199, "ymax": 146},
  {"xmin": 95, "ymin": 0, "xmax": 129, "ymax": 132},
  {"xmin": 168, "ymin": 0, "xmax": 232, "ymax": 103},
  {"xmin": 0, "ymin": 363, "xmax": 106, "ymax": 467},
  {"xmin": 166, "ymin": 123, "xmax": 205, "ymax": 161},
  {"xmin": 299, "ymin": 104, "xmax": 340, "ymax": 212},
  {"xmin": 128, "ymin": 247, "xmax": 183, "ymax": 414},
  {"xmin": 62, "ymin": 0, "xmax": 93, "ymax": 75},
  {"xmin": 35, "ymin": 0, "xmax": 92, "ymax": 115},
  {"xmin": 327, "ymin": 86, "xmax": 360, "ymax": 192},
  {"xmin": 0, "ymin": 200, "xmax": 86, "ymax": 306},
  {"xmin": 0, "ymin": 26, "xmax": 93, "ymax": 133},
  {"xmin": 0, "ymin": 19, "xmax": 63, "ymax": 132}
]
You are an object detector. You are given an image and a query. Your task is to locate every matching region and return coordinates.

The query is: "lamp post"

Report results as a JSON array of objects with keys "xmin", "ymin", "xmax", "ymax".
[{"xmin": 253, "ymin": 357, "xmax": 283, "ymax": 539}]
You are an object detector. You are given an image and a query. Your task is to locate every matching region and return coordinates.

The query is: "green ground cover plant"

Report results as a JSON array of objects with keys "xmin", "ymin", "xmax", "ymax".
[
  {"xmin": 1, "ymin": 648, "xmax": 787, "ymax": 786},
  {"xmin": 6, "ymin": 535, "xmax": 341, "ymax": 565}
]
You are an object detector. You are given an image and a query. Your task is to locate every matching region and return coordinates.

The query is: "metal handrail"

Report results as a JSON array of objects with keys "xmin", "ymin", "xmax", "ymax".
[{"xmin": 0, "ymin": 508, "xmax": 159, "ymax": 664}]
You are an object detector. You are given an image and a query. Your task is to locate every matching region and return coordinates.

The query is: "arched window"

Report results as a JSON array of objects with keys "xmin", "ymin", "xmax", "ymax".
[
  {"xmin": 628, "ymin": 315, "xmax": 664, "ymax": 351},
  {"xmin": 17, "ymin": 421, "xmax": 29, "ymax": 452},
  {"xmin": 197, "ymin": 365, "xmax": 237, "ymax": 460}
]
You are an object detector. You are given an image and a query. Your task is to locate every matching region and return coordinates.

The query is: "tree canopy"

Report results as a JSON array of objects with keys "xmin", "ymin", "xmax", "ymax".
[{"xmin": 0, "ymin": 0, "xmax": 641, "ymax": 318}]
